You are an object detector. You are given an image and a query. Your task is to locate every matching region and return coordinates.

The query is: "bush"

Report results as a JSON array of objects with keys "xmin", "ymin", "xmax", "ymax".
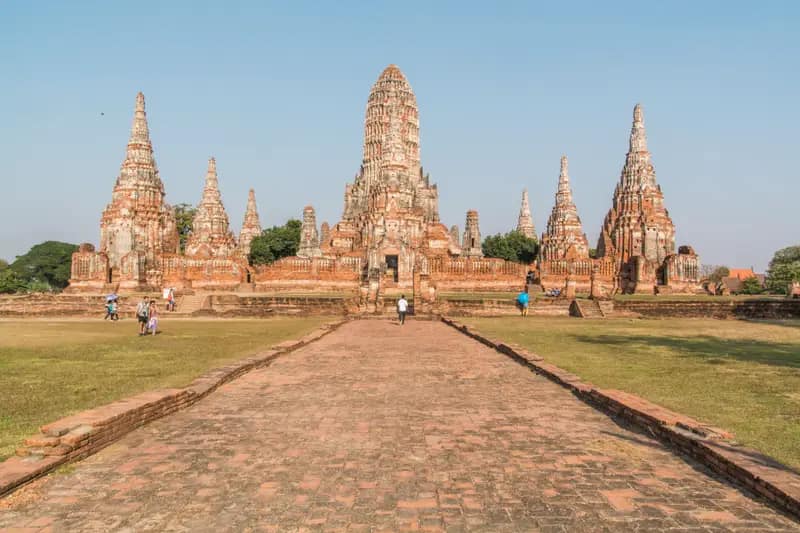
[
  {"xmin": 10, "ymin": 241, "xmax": 78, "ymax": 290},
  {"xmin": 482, "ymin": 231, "xmax": 538, "ymax": 264},
  {"xmin": 738, "ymin": 276, "xmax": 763, "ymax": 295},
  {"xmin": 766, "ymin": 246, "xmax": 800, "ymax": 294},
  {"xmin": 249, "ymin": 219, "xmax": 302, "ymax": 265}
]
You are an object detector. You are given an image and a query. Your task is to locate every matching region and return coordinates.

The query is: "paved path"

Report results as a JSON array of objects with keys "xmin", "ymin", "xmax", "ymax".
[{"xmin": 1, "ymin": 320, "xmax": 797, "ymax": 532}]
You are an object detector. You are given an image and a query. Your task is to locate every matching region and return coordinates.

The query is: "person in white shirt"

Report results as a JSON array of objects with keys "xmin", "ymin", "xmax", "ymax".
[{"xmin": 397, "ymin": 295, "xmax": 408, "ymax": 325}]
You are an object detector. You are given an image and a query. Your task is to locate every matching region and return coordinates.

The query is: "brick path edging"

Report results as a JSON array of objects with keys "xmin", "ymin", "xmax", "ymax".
[
  {"xmin": 441, "ymin": 316, "xmax": 800, "ymax": 521},
  {"xmin": 0, "ymin": 318, "xmax": 349, "ymax": 498}
]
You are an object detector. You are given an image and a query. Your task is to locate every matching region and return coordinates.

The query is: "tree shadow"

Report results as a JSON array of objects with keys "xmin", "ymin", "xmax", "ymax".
[{"xmin": 572, "ymin": 334, "xmax": 800, "ymax": 370}]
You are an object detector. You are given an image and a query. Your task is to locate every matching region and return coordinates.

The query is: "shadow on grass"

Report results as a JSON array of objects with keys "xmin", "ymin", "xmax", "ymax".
[{"xmin": 572, "ymin": 334, "xmax": 800, "ymax": 369}]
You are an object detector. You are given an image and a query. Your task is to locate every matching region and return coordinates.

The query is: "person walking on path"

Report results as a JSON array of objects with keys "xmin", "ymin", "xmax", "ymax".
[
  {"xmin": 516, "ymin": 289, "xmax": 530, "ymax": 317},
  {"xmin": 397, "ymin": 295, "xmax": 408, "ymax": 325},
  {"xmin": 136, "ymin": 297, "xmax": 150, "ymax": 335},
  {"xmin": 109, "ymin": 299, "xmax": 119, "ymax": 321},
  {"xmin": 104, "ymin": 300, "xmax": 114, "ymax": 320},
  {"xmin": 147, "ymin": 300, "xmax": 159, "ymax": 336}
]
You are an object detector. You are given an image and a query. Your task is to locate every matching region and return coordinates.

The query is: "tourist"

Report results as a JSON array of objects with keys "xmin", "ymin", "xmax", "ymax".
[
  {"xmin": 397, "ymin": 294, "xmax": 408, "ymax": 325},
  {"xmin": 104, "ymin": 299, "xmax": 114, "ymax": 320},
  {"xmin": 516, "ymin": 289, "xmax": 529, "ymax": 317},
  {"xmin": 147, "ymin": 299, "xmax": 159, "ymax": 335},
  {"xmin": 136, "ymin": 297, "xmax": 149, "ymax": 335},
  {"xmin": 110, "ymin": 299, "xmax": 119, "ymax": 321},
  {"xmin": 167, "ymin": 288, "xmax": 176, "ymax": 312}
]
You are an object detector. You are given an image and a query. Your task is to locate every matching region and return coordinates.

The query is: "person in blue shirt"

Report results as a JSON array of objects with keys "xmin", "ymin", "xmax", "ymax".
[{"xmin": 516, "ymin": 290, "xmax": 530, "ymax": 317}]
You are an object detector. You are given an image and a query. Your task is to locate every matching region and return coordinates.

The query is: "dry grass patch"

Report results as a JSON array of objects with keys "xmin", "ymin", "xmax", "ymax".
[
  {"xmin": 0, "ymin": 317, "xmax": 332, "ymax": 460},
  {"xmin": 461, "ymin": 316, "xmax": 800, "ymax": 469}
]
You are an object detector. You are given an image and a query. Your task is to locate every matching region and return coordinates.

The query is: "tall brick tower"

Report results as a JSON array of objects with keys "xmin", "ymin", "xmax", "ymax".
[
  {"xmin": 598, "ymin": 104, "xmax": 677, "ymax": 291},
  {"xmin": 541, "ymin": 155, "xmax": 589, "ymax": 260},
  {"xmin": 185, "ymin": 157, "xmax": 237, "ymax": 258},
  {"xmin": 98, "ymin": 92, "xmax": 178, "ymax": 286}
]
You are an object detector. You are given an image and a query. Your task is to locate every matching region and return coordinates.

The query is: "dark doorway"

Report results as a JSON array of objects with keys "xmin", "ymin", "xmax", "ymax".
[{"xmin": 385, "ymin": 255, "xmax": 399, "ymax": 282}]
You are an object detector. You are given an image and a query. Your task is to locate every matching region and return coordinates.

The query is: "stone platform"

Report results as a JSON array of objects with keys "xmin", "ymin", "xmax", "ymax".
[{"xmin": 0, "ymin": 320, "xmax": 796, "ymax": 531}]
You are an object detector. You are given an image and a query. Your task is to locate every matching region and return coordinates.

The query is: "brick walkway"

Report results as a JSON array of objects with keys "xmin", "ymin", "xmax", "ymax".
[{"xmin": 0, "ymin": 320, "xmax": 797, "ymax": 532}]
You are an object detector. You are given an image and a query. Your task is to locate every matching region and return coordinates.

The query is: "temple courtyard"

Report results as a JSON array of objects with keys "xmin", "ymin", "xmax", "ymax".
[{"xmin": 1, "ymin": 318, "xmax": 799, "ymax": 530}]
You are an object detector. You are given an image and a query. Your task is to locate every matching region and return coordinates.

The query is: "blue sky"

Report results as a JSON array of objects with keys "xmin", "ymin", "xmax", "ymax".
[{"xmin": 2, "ymin": 1, "xmax": 798, "ymax": 270}]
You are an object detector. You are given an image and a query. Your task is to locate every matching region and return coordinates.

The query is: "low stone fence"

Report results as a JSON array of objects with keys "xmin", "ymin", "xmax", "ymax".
[
  {"xmin": 614, "ymin": 299, "xmax": 800, "ymax": 319},
  {"xmin": 0, "ymin": 319, "xmax": 348, "ymax": 498},
  {"xmin": 441, "ymin": 317, "xmax": 800, "ymax": 520},
  {"xmin": 205, "ymin": 295, "xmax": 356, "ymax": 316},
  {"xmin": 435, "ymin": 297, "xmax": 571, "ymax": 317}
]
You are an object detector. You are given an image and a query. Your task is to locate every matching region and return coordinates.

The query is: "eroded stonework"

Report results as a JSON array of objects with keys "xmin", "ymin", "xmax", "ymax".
[
  {"xmin": 540, "ymin": 156, "xmax": 589, "ymax": 261},
  {"xmin": 185, "ymin": 158, "xmax": 237, "ymax": 259},
  {"xmin": 516, "ymin": 189, "xmax": 536, "ymax": 238},
  {"xmin": 236, "ymin": 189, "xmax": 262, "ymax": 259},
  {"xmin": 461, "ymin": 210, "xmax": 483, "ymax": 258},
  {"xmin": 298, "ymin": 206, "xmax": 322, "ymax": 258},
  {"xmin": 597, "ymin": 104, "xmax": 699, "ymax": 293},
  {"xmin": 323, "ymin": 65, "xmax": 465, "ymax": 288}
]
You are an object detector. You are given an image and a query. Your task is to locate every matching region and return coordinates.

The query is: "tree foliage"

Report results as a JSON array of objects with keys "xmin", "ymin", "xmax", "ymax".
[
  {"xmin": 174, "ymin": 203, "xmax": 197, "ymax": 253},
  {"xmin": 249, "ymin": 219, "xmax": 302, "ymax": 265},
  {"xmin": 10, "ymin": 241, "xmax": 78, "ymax": 290},
  {"xmin": 766, "ymin": 245, "xmax": 800, "ymax": 294},
  {"xmin": 481, "ymin": 231, "xmax": 539, "ymax": 264},
  {"xmin": 738, "ymin": 276, "xmax": 763, "ymax": 295},
  {"xmin": 707, "ymin": 266, "xmax": 730, "ymax": 283},
  {"xmin": 0, "ymin": 269, "xmax": 26, "ymax": 294}
]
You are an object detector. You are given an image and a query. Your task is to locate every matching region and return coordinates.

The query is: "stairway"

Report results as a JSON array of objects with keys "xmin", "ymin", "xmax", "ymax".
[
  {"xmin": 570, "ymin": 299, "xmax": 605, "ymax": 318},
  {"xmin": 175, "ymin": 293, "xmax": 208, "ymax": 315}
]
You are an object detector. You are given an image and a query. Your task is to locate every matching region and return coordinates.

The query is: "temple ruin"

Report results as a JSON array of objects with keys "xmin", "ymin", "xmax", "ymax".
[{"xmin": 69, "ymin": 68, "xmax": 701, "ymax": 300}]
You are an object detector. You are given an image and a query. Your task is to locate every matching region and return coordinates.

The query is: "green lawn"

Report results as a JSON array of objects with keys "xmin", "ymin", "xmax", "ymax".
[
  {"xmin": 0, "ymin": 317, "xmax": 332, "ymax": 460},
  {"xmin": 460, "ymin": 316, "xmax": 800, "ymax": 469}
]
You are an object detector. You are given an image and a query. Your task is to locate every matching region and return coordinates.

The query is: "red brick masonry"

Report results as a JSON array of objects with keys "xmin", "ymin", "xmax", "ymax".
[
  {"xmin": 441, "ymin": 316, "xmax": 800, "ymax": 521},
  {"xmin": 0, "ymin": 319, "xmax": 348, "ymax": 498}
]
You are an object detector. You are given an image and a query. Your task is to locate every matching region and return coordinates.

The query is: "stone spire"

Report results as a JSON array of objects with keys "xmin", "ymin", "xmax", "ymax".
[
  {"xmin": 237, "ymin": 188, "xmax": 262, "ymax": 259},
  {"xmin": 462, "ymin": 210, "xmax": 483, "ymax": 257},
  {"xmin": 99, "ymin": 92, "xmax": 178, "ymax": 271},
  {"xmin": 343, "ymin": 64, "xmax": 433, "ymax": 220},
  {"xmin": 449, "ymin": 225, "xmax": 460, "ymax": 246},
  {"xmin": 297, "ymin": 205, "xmax": 322, "ymax": 258},
  {"xmin": 319, "ymin": 221, "xmax": 331, "ymax": 247},
  {"xmin": 541, "ymin": 155, "xmax": 589, "ymax": 260},
  {"xmin": 597, "ymin": 104, "xmax": 676, "ymax": 266},
  {"xmin": 185, "ymin": 157, "xmax": 237, "ymax": 258},
  {"xmin": 516, "ymin": 189, "xmax": 536, "ymax": 238}
]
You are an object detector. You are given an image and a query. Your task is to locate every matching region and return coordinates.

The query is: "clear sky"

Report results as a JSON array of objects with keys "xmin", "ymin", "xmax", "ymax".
[{"xmin": 2, "ymin": 1, "xmax": 798, "ymax": 271}]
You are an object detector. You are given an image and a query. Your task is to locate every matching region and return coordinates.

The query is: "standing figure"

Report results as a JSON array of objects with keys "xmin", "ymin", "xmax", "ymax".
[
  {"xmin": 397, "ymin": 294, "xmax": 409, "ymax": 325},
  {"xmin": 148, "ymin": 300, "xmax": 159, "ymax": 336},
  {"xmin": 516, "ymin": 289, "xmax": 529, "ymax": 317},
  {"xmin": 136, "ymin": 297, "xmax": 150, "ymax": 335}
]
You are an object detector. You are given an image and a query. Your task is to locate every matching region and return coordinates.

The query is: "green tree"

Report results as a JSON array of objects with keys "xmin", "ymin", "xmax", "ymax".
[
  {"xmin": 738, "ymin": 276, "xmax": 763, "ymax": 295},
  {"xmin": 708, "ymin": 266, "xmax": 730, "ymax": 283},
  {"xmin": 174, "ymin": 203, "xmax": 197, "ymax": 253},
  {"xmin": 766, "ymin": 245, "xmax": 800, "ymax": 294},
  {"xmin": 249, "ymin": 219, "xmax": 302, "ymax": 265},
  {"xmin": 0, "ymin": 259, "xmax": 8, "ymax": 271},
  {"xmin": 0, "ymin": 269, "xmax": 26, "ymax": 294},
  {"xmin": 10, "ymin": 241, "xmax": 78, "ymax": 290},
  {"xmin": 482, "ymin": 230, "xmax": 539, "ymax": 264}
]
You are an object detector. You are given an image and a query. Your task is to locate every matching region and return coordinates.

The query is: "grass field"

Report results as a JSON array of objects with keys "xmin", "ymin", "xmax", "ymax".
[
  {"xmin": 0, "ymin": 317, "xmax": 332, "ymax": 460},
  {"xmin": 461, "ymin": 316, "xmax": 800, "ymax": 469}
]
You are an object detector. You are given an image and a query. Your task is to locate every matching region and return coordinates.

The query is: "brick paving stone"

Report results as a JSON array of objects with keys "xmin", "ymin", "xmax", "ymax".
[{"xmin": 0, "ymin": 320, "xmax": 798, "ymax": 531}]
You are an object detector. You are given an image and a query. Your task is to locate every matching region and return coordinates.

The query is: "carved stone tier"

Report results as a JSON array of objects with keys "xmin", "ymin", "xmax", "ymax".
[
  {"xmin": 516, "ymin": 189, "xmax": 536, "ymax": 238},
  {"xmin": 540, "ymin": 155, "xmax": 589, "ymax": 261},
  {"xmin": 237, "ymin": 188, "xmax": 262, "ymax": 259},
  {"xmin": 185, "ymin": 157, "xmax": 238, "ymax": 259}
]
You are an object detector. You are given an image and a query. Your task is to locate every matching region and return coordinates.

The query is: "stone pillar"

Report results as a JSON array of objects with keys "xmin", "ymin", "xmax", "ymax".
[
  {"xmin": 297, "ymin": 205, "xmax": 322, "ymax": 258},
  {"xmin": 461, "ymin": 210, "xmax": 483, "ymax": 257}
]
